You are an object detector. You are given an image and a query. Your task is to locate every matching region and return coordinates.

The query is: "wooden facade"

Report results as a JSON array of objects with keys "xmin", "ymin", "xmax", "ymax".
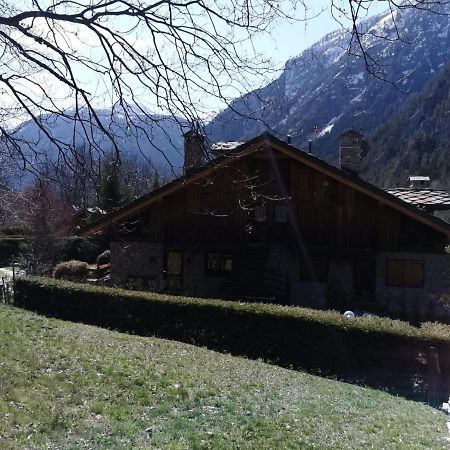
[{"xmin": 111, "ymin": 148, "xmax": 447, "ymax": 253}]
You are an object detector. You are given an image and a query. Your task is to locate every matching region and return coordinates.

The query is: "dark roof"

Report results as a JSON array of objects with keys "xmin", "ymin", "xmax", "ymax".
[
  {"xmin": 385, "ymin": 188, "xmax": 450, "ymax": 210},
  {"xmin": 79, "ymin": 132, "xmax": 450, "ymax": 238}
]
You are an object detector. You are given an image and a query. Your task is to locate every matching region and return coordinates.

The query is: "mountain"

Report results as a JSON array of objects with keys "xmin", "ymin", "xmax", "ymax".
[
  {"xmin": 13, "ymin": 110, "xmax": 186, "ymax": 178},
  {"xmin": 364, "ymin": 60, "xmax": 450, "ymax": 190},
  {"xmin": 206, "ymin": 6, "xmax": 450, "ymax": 168},
  {"xmin": 11, "ymin": 6, "xmax": 450, "ymax": 189}
]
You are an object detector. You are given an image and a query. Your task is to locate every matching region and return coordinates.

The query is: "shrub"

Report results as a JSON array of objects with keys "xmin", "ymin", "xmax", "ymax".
[
  {"xmin": 61, "ymin": 236, "xmax": 109, "ymax": 264},
  {"xmin": 97, "ymin": 250, "xmax": 110, "ymax": 266},
  {"xmin": 53, "ymin": 260, "xmax": 89, "ymax": 281},
  {"xmin": 14, "ymin": 276, "xmax": 450, "ymax": 403},
  {"xmin": 0, "ymin": 238, "xmax": 28, "ymax": 266},
  {"xmin": 0, "ymin": 226, "xmax": 29, "ymax": 237}
]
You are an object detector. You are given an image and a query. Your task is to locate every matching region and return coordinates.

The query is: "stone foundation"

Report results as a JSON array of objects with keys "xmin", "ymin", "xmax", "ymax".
[
  {"xmin": 110, "ymin": 241, "xmax": 164, "ymax": 289},
  {"xmin": 110, "ymin": 241, "xmax": 229, "ymax": 297},
  {"xmin": 110, "ymin": 240, "xmax": 450, "ymax": 318},
  {"xmin": 375, "ymin": 251, "xmax": 450, "ymax": 321}
]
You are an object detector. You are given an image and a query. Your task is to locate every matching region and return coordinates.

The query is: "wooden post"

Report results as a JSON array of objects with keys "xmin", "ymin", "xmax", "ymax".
[
  {"xmin": 11, "ymin": 255, "xmax": 15, "ymax": 305},
  {"xmin": 1, "ymin": 276, "xmax": 4, "ymax": 302},
  {"xmin": 428, "ymin": 347, "xmax": 441, "ymax": 407}
]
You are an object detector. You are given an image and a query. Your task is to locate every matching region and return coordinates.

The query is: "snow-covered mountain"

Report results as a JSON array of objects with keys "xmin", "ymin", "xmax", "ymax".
[{"xmin": 206, "ymin": 6, "xmax": 450, "ymax": 166}]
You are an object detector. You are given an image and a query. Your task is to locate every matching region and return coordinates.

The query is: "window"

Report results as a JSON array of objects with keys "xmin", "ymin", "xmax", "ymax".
[
  {"xmin": 386, "ymin": 260, "xmax": 424, "ymax": 288},
  {"xmin": 206, "ymin": 253, "xmax": 233, "ymax": 276},
  {"xmin": 275, "ymin": 204, "xmax": 288, "ymax": 223},
  {"xmin": 299, "ymin": 256, "xmax": 329, "ymax": 283},
  {"xmin": 164, "ymin": 251, "xmax": 183, "ymax": 290},
  {"xmin": 254, "ymin": 205, "xmax": 267, "ymax": 222}
]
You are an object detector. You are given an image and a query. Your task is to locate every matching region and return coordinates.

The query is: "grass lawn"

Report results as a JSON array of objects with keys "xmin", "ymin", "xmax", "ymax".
[{"xmin": 0, "ymin": 304, "xmax": 448, "ymax": 449}]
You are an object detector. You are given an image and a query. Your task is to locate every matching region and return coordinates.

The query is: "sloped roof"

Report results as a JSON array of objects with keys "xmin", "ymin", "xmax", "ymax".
[
  {"xmin": 79, "ymin": 133, "xmax": 450, "ymax": 239},
  {"xmin": 386, "ymin": 189, "xmax": 450, "ymax": 210}
]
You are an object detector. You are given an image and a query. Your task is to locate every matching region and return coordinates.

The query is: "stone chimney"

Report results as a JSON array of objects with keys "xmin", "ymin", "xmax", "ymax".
[
  {"xmin": 338, "ymin": 129, "xmax": 364, "ymax": 176},
  {"xmin": 183, "ymin": 129, "xmax": 207, "ymax": 174}
]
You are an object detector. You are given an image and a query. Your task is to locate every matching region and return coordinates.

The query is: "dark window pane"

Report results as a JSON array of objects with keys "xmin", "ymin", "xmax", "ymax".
[
  {"xmin": 275, "ymin": 204, "xmax": 288, "ymax": 223},
  {"xmin": 206, "ymin": 253, "xmax": 233, "ymax": 276}
]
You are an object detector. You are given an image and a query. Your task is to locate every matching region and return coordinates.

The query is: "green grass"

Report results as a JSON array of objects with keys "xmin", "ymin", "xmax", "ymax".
[{"xmin": 0, "ymin": 303, "xmax": 448, "ymax": 449}]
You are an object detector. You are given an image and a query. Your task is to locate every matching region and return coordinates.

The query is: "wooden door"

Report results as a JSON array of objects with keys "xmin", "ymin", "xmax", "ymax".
[{"xmin": 164, "ymin": 251, "xmax": 183, "ymax": 290}]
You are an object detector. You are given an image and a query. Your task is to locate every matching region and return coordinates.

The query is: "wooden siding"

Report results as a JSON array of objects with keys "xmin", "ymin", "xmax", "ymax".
[{"xmin": 120, "ymin": 148, "xmax": 447, "ymax": 252}]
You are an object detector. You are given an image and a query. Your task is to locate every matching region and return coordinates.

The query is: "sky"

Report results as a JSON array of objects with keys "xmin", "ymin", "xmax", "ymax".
[{"xmin": 256, "ymin": 1, "xmax": 388, "ymax": 67}]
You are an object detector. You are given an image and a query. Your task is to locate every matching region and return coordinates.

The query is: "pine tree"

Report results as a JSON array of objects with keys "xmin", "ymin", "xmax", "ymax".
[{"xmin": 99, "ymin": 156, "xmax": 122, "ymax": 212}]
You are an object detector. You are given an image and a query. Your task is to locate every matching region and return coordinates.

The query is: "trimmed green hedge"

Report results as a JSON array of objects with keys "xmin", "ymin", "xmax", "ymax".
[{"xmin": 15, "ymin": 276, "xmax": 450, "ymax": 402}]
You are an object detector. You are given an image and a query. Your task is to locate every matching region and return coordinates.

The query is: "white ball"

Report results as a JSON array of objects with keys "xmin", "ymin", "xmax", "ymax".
[{"xmin": 343, "ymin": 310, "xmax": 355, "ymax": 319}]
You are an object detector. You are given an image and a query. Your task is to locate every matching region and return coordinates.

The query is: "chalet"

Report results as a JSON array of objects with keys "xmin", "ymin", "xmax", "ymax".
[{"xmin": 81, "ymin": 131, "xmax": 450, "ymax": 311}]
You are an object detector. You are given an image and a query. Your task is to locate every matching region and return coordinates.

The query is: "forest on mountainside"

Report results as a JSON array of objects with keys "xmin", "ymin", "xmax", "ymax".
[{"xmin": 364, "ymin": 61, "xmax": 450, "ymax": 190}]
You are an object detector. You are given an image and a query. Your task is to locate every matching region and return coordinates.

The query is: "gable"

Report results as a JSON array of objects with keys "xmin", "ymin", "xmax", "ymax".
[{"xmin": 80, "ymin": 133, "xmax": 450, "ymax": 244}]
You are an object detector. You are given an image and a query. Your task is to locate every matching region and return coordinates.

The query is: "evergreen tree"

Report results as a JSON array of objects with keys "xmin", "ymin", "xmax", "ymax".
[{"xmin": 99, "ymin": 156, "xmax": 122, "ymax": 212}]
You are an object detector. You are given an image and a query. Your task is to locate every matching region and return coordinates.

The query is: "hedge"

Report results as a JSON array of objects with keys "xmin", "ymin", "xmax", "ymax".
[{"xmin": 15, "ymin": 276, "xmax": 450, "ymax": 402}]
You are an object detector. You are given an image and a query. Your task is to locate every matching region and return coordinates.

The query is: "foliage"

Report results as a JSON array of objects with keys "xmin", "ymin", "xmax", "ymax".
[
  {"xmin": 53, "ymin": 260, "xmax": 89, "ymax": 281},
  {"xmin": 16, "ymin": 180, "xmax": 75, "ymax": 275},
  {"xmin": 365, "ymin": 60, "xmax": 450, "ymax": 189},
  {"xmin": 1, "ymin": 303, "xmax": 447, "ymax": 449},
  {"xmin": 15, "ymin": 276, "xmax": 450, "ymax": 402},
  {"xmin": 99, "ymin": 155, "xmax": 123, "ymax": 212},
  {"xmin": 61, "ymin": 236, "xmax": 109, "ymax": 265},
  {"xmin": 0, "ymin": 270, "xmax": 14, "ymax": 303},
  {"xmin": 0, "ymin": 226, "xmax": 29, "ymax": 237},
  {"xmin": 0, "ymin": 237, "xmax": 27, "ymax": 266}
]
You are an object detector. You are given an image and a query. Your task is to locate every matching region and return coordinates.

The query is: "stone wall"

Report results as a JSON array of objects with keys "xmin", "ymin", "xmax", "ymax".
[
  {"xmin": 110, "ymin": 241, "xmax": 164, "ymax": 289},
  {"xmin": 181, "ymin": 249, "xmax": 225, "ymax": 298},
  {"xmin": 110, "ymin": 240, "xmax": 450, "ymax": 319},
  {"xmin": 375, "ymin": 251, "xmax": 450, "ymax": 320},
  {"xmin": 110, "ymin": 241, "xmax": 228, "ymax": 297}
]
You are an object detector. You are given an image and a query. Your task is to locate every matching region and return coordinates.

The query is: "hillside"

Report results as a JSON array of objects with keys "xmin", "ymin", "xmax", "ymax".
[
  {"xmin": 0, "ymin": 303, "xmax": 447, "ymax": 449},
  {"xmin": 364, "ymin": 60, "xmax": 450, "ymax": 190},
  {"xmin": 206, "ymin": 5, "xmax": 450, "ymax": 172}
]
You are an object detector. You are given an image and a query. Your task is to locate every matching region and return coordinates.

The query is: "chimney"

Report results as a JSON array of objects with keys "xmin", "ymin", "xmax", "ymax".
[
  {"xmin": 183, "ymin": 129, "xmax": 207, "ymax": 174},
  {"xmin": 338, "ymin": 129, "xmax": 364, "ymax": 176},
  {"xmin": 409, "ymin": 175, "xmax": 431, "ymax": 189}
]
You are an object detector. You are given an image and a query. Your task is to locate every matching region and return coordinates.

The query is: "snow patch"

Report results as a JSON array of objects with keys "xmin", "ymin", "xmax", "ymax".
[
  {"xmin": 347, "ymin": 72, "xmax": 364, "ymax": 86},
  {"xmin": 350, "ymin": 88, "xmax": 367, "ymax": 104},
  {"xmin": 317, "ymin": 114, "xmax": 343, "ymax": 137},
  {"xmin": 317, "ymin": 123, "xmax": 334, "ymax": 137}
]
